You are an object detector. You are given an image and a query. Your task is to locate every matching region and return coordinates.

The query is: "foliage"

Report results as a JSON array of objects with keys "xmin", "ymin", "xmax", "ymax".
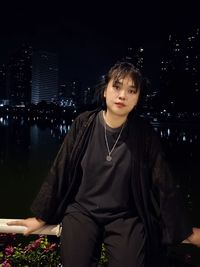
[
  {"xmin": 0, "ymin": 234, "xmax": 60, "ymax": 267},
  {"xmin": 98, "ymin": 243, "xmax": 108, "ymax": 267},
  {"xmin": 0, "ymin": 234, "xmax": 108, "ymax": 267}
]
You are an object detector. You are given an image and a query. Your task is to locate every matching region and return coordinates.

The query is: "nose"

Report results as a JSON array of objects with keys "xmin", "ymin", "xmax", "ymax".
[{"xmin": 118, "ymin": 89, "xmax": 126, "ymax": 100}]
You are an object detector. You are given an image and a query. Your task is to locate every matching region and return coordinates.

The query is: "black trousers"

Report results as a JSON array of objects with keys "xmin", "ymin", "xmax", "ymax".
[{"xmin": 60, "ymin": 212, "xmax": 146, "ymax": 267}]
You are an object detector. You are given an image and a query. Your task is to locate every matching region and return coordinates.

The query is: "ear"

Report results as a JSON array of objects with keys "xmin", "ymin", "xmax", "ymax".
[{"xmin": 103, "ymin": 89, "xmax": 107, "ymax": 98}]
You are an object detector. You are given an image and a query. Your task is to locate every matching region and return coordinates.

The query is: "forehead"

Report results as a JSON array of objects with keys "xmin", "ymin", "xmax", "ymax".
[{"xmin": 111, "ymin": 75, "xmax": 135, "ymax": 86}]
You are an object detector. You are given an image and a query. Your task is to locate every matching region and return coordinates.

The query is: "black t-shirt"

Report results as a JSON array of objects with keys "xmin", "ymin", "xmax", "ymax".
[{"xmin": 66, "ymin": 111, "xmax": 135, "ymax": 224}]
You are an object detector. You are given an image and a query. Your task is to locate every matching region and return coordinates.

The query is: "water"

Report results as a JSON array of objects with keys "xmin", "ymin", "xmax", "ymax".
[
  {"xmin": 0, "ymin": 115, "xmax": 200, "ymax": 226},
  {"xmin": 0, "ymin": 115, "xmax": 68, "ymax": 219}
]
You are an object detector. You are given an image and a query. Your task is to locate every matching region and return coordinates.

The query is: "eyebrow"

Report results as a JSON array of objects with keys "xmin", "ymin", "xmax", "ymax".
[{"xmin": 113, "ymin": 80, "xmax": 137, "ymax": 89}]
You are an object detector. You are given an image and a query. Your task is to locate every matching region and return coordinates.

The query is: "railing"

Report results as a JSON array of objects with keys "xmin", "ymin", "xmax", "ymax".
[
  {"xmin": 0, "ymin": 219, "xmax": 61, "ymax": 236},
  {"xmin": 1, "ymin": 219, "xmax": 199, "ymax": 266}
]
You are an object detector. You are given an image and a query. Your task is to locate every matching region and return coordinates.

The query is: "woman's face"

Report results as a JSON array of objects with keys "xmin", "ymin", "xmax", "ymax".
[{"xmin": 104, "ymin": 75, "xmax": 140, "ymax": 118}]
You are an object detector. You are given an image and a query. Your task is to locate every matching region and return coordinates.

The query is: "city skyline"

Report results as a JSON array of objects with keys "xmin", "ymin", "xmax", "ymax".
[
  {"xmin": 1, "ymin": 25, "xmax": 200, "ymax": 111},
  {"xmin": 0, "ymin": 1, "xmax": 199, "ymax": 86}
]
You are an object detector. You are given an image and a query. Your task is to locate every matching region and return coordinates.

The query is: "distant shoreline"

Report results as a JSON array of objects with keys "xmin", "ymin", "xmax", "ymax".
[
  {"xmin": 150, "ymin": 121, "xmax": 200, "ymax": 128},
  {"xmin": 1, "ymin": 106, "xmax": 200, "ymax": 126}
]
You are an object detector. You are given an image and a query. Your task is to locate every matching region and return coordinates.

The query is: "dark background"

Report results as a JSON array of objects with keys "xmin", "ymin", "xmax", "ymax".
[
  {"xmin": 0, "ymin": 1, "xmax": 199, "ymax": 88},
  {"xmin": 0, "ymin": 2, "xmax": 200, "ymax": 265}
]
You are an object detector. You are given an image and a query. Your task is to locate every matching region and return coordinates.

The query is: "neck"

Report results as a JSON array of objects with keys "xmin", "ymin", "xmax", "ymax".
[{"xmin": 103, "ymin": 110, "xmax": 127, "ymax": 128}]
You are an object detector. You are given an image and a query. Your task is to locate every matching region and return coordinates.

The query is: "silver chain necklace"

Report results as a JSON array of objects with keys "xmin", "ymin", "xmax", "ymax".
[{"xmin": 104, "ymin": 120, "xmax": 125, "ymax": 161}]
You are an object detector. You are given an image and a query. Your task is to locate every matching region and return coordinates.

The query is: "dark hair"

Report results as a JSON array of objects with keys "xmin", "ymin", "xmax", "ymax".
[{"xmin": 94, "ymin": 61, "xmax": 148, "ymax": 112}]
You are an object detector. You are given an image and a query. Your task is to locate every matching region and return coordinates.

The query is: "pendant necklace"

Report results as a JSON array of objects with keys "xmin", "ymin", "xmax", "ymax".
[{"xmin": 104, "ymin": 118, "xmax": 125, "ymax": 162}]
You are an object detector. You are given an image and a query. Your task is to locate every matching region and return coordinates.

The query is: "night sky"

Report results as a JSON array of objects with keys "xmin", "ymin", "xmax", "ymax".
[{"xmin": 0, "ymin": 1, "xmax": 199, "ymax": 87}]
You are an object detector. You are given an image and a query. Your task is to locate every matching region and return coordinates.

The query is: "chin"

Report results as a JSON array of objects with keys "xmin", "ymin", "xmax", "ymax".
[{"xmin": 114, "ymin": 110, "xmax": 129, "ymax": 117}]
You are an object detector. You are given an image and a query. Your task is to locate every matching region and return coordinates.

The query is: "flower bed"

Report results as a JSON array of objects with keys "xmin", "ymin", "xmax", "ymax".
[
  {"xmin": 0, "ymin": 234, "xmax": 60, "ymax": 266},
  {"xmin": 0, "ymin": 234, "xmax": 108, "ymax": 267},
  {"xmin": 0, "ymin": 233, "xmax": 197, "ymax": 266}
]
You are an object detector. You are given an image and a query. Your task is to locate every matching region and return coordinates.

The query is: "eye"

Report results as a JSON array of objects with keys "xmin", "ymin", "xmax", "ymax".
[
  {"xmin": 128, "ymin": 88, "xmax": 137, "ymax": 94},
  {"xmin": 113, "ymin": 83, "xmax": 121, "ymax": 90},
  {"xmin": 113, "ymin": 85, "xmax": 120, "ymax": 90}
]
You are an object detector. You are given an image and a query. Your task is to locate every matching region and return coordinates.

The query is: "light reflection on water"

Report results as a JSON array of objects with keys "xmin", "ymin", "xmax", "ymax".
[
  {"xmin": 0, "ymin": 116, "xmax": 200, "ymax": 224},
  {"xmin": 153, "ymin": 125, "xmax": 200, "ymax": 144},
  {"xmin": 1, "ymin": 116, "xmax": 200, "ymax": 144}
]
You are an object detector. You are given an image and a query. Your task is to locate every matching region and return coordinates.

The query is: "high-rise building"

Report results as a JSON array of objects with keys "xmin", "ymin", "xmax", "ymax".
[
  {"xmin": 31, "ymin": 51, "xmax": 58, "ymax": 104},
  {"xmin": 124, "ymin": 46, "xmax": 144, "ymax": 70},
  {"xmin": 160, "ymin": 28, "xmax": 200, "ymax": 111},
  {"xmin": 185, "ymin": 28, "xmax": 200, "ymax": 97},
  {"xmin": 0, "ymin": 64, "xmax": 7, "ymax": 103},
  {"xmin": 83, "ymin": 86, "xmax": 94, "ymax": 106},
  {"xmin": 58, "ymin": 81, "xmax": 76, "ymax": 107},
  {"xmin": 7, "ymin": 44, "xmax": 32, "ymax": 105},
  {"xmin": 58, "ymin": 80, "xmax": 90, "ymax": 108}
]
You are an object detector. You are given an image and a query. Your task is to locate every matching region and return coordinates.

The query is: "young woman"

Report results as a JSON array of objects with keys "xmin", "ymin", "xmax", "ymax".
[{"xmin": 8, "ymin": 62, "xmax": 200, "ymax": 266}]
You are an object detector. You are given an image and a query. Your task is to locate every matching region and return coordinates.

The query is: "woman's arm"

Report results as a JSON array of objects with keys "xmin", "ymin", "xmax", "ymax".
[
  {"xmin": 7, "ymin": 217, "xmax": 46, "ymax": 236},
  {"xmin": 182, "ymin": 227, "xmax": 200, "ymax": 247}
]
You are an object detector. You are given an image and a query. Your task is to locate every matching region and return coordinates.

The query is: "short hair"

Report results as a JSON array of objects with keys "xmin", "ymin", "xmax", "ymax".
[
  {"xmin": 106, "ymin": 61, "xmax": 143, "ymax": 92},
  {"xmin": 95, "ymin": 61, "xmax": 147, "ymax": 111}
]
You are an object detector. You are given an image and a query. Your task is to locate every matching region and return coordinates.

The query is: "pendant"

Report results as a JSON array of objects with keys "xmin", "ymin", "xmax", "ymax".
[{"xmin": 106, "ymin": 155, "xmax": 112, "ymax": 161}]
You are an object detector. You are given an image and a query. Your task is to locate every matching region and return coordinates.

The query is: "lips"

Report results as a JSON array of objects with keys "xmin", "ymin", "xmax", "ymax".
[{"xmin": 115, "ymin": 102, "xmax": 126, "ymax": 107}]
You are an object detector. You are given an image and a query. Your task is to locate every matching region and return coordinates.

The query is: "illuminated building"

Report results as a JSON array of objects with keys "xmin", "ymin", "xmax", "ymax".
[
  {"xmin": 31, "ymin": 51, "xmax": 58, "ymax": 104},
  {"xmin": 6, "ymin": 44, "xmax": 32, "ymax": 106}
]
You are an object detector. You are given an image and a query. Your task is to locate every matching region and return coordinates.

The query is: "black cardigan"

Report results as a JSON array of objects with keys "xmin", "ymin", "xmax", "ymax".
[{"xmin": 31, "ymin": 109, "xmax": 193, "ymax": 265}]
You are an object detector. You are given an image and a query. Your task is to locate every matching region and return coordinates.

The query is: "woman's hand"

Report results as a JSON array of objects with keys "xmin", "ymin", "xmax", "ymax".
[
  {"xmin": 7, "ymin": 217, "xmax": 46, "ymax": 236},
  {"xmin": 183, "ymin": 227, "xmax": 200, "ymax": 247}
]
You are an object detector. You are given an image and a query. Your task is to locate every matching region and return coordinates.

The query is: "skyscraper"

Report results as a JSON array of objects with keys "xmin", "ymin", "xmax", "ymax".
[
  {"xmin": 0, "ymin": 64, "xmax": 7, "ymax": 103},
  {"xmin": 31, "ymin": 51, "xmax": 58, "ymax": 104},
  {"xmin": 6, "ymin": 44, "xmax": 32, "ymax": 106},
  {"xmin": 124, "ymin": 46, "xmax": 144, "ymax": 70},
  {"xmin": 160, "ymin": 28, "xmax": 200, "ymax": 111}
]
